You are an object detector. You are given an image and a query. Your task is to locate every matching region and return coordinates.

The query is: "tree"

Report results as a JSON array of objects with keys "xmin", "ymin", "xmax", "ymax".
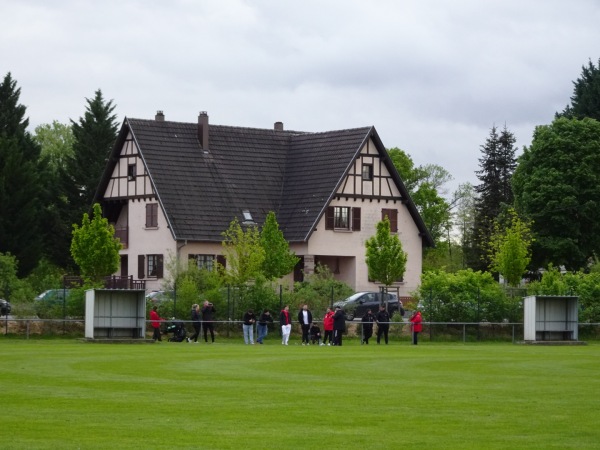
[
  {"xmin": 470, "ymin": 125, "xmax": 517, "ymax": 272},
  {"xmin": 557, "ymin": 58, "xmax": 600, "ymax": 121},
  {"xmin": 68, "ymin": 90, "xmax": 118, "ymax": 217},
  {"xmin": 487, "ymin": 209, "xmax": 533, "ymax": 287},
  {"xmin": 70, "ymin": 203, "xmax": 121, "ymax": 284},
  {"xmin": 260, "ymin": 211, "xmax": 299, "ymax": 280},
  {"xmin": 365, "ymin": 217, "xmax": 407, "ymax": 286},
  {"xmin": 513, "ymin": 117, "xmax": 600, "ymax": 270},
  {"xmin": 0, "ymin": 73, "xmax": 42, "ymax": 276},
  {"xmin": 221, "ymin": 218, "xmax": 265, "ymax": 286},
  {"xmin": 388, "ymin": 147, "xmax": 452, "ymax": 243},
  {"xmin": 34, "ymin": 122, "xmax": 76, "ymax": 268}
]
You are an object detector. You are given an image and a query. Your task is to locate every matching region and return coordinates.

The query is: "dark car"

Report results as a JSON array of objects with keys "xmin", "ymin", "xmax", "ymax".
[
  {"xmin": 333, "ymin": 291, "xmax": 402, "ymax": 320},
  {"xmin": 0, "ymin": 299, "xmax": 11, "ymax": 316}
]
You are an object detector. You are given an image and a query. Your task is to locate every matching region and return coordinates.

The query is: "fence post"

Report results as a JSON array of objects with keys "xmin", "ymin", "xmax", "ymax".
[
  {"xmin": 463, "ymin": 324, "xmax": 466, "ymax": 343},
  {"xmin": 26, "ymin": 320, "xmax": 30, "ymax": 340}
]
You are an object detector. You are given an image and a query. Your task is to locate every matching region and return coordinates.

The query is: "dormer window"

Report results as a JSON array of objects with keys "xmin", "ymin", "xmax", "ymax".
[
  {"xmin": 242, "ymin": 210, "xmax": 253, "ymax": 221},
  {"xmin": 362, "ymin": 164, "xmax": 373, "ymax": 181}
]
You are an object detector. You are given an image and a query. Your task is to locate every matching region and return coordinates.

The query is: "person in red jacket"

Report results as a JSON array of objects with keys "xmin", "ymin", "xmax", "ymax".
[
  {"xmin": 410, "ymin": 310, "xmax": 423, "ymax": 345},
  {"xmin": 322, "ymin": 307, "xmax": 334, "ymax": 346},
  {"xmin": 150, "ymin": 306, "xmax": 163, "ymax": 342}
]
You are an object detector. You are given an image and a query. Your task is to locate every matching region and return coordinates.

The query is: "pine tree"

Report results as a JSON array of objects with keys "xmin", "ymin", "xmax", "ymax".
[
  {"xmin": 470, "ymin": 125, "xmax": 517, "ymax": 272},
  {"xmin": 68, "ymin": 90, "xmax": 118, "ymax": 217},
  {"xmin": 0, "ymin": 73, "xmax": 42, "ymax": 275}
]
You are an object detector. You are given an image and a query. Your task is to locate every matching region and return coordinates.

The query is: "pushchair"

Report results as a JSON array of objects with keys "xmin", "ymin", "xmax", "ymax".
[{"xmin": 166, "ymin": 319, "xmax": 187, "ymax": 342}]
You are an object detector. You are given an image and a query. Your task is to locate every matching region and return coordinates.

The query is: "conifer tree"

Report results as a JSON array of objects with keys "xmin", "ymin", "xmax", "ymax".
[
  {"xmin": 68, "ymin": 90, "xmax": 118, "ymax": 218},
  {"xmin": 0, "ymin": 73, "xmax": 42, "ymax": 275},
  {"xmin": 557, "ymin": 58, "xmax": 600, "ymax": 121},
  {"xmin": 470, "ymin": 125, "xmax": 517, "ymax": 272}
]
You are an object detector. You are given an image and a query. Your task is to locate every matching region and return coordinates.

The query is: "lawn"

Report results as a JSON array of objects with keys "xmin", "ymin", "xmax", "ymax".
[{"xmin": 1, "ymin": 338, "xmax": 599, "ymax": 449}]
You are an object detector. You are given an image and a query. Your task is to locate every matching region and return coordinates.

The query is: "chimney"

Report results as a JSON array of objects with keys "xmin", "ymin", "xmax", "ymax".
[
  {"xmin": 155, "ymin": 111, "xmax": 165, "ymax": 121},
  {"xmin": 274, "ymin": 121, "xmax": 284, "ymax": 131},
  {"xmin": 198, "ymin": 111, "xmax": 209, "ymax": 149}
]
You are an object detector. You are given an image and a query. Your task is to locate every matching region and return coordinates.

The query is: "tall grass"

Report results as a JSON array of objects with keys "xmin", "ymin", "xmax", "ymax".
[{"xmin": 1, "ymin": 339, "xmax": 599, "ymax": 449}]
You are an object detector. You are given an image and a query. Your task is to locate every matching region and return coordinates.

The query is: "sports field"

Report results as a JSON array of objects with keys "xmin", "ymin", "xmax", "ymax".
[{"xmin": 1, "ymin": 338, "xmax": 599, "ymax": 449}]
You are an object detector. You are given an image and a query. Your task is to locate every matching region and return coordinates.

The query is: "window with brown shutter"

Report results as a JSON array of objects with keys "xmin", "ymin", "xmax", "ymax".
[
  {"xmin": 216, "ymin": 255, "xmax": 226, "ymax": 274},
  {"xmin": 382, "ymin": 208, "xmax": 398, "ymax": 232},
  {"xmin": 146, "ymin": 203, "xmax": 158, "ymax": 228},
  {"xmin": 325, "ymin": 206, "xmax": 334, "ymax": 230},
  {"xmin": 352, "ymin": 207, "xmax": 361, "ymax": 231}
]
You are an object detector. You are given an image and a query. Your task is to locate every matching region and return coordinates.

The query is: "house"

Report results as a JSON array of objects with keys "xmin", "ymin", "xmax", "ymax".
[{"xmin": 95, "ymin": 111, "xmax": 434, "ymax": 296}]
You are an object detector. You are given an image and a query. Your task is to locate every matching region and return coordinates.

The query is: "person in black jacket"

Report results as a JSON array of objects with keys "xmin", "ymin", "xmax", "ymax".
[
  {"xmin": 201, "ymin": 300, "xmax": 216, "ymax": 343},
  {"xmin": 361, "ymin": 308, "xmax": 375, "ymax": 344},
  {"xmin": 242, "ymin": 309, "xmax": 256, "ymax": 345},
  {"xmin": 297, "ymin": 304, "xmax": 313, "ymax": 345},
  {"xmin": 375, "ymin": 305, "xmax": 391, "ymax": 345},
  {"xmin": 188, "ymin": 303, "xmax": 201, "ymax": 343},
  {"xmin": 256, "ymin": 309, "xmax": 273, "ymax": 344},
  {"xmin": 332, "ymin": 306, "xmax": 346, "ymax": 346}
]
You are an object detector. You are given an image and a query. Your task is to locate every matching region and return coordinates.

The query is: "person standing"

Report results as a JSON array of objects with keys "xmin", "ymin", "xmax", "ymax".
[
  {"xmin": 375, "ymin": 305, "xmax": 390, "ymax": 345},
  {"xmin": 201, "ymin": 300, "xmax": 216, "ymax": 343},
  {"xmin": 323, "ymin": 307, "xmax": 334, "ymax": 345},
  {"xmin": 332, "ymin": 305, "xmax": 345, "ymax": 346},
  {"xmin": 149, "ymin": 306, "xmax": 163, "ymax": 342},
  {"xmin": 280, "ymin": 305, "xmax": 292, "ymax": 345},
  {"xmin": 297, "ymin": 304, "xmax": 313, "ymax": 345},
  {"xmin": 256, "ymin": 309, "xmax": 273, "ymax": 344},
  {"xmin": 361, "ymin": 308, "xmax": 375, "ymax": 344},
  {"xmin": 188, "ymin": 303, "xmax": 201, "ymax": 343},
  {"xmin": 410, "ymin": 310, "xmax": 423, "ymax": 345},
  {"xmin": 242, "ymin": 309, "xmax": 256, "ymax": 344}
]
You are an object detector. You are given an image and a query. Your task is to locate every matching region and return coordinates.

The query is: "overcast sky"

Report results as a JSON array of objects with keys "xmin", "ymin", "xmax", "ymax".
[{"xmin": 2, "ymin": 0, "xmax": 599, "ymax": 195}]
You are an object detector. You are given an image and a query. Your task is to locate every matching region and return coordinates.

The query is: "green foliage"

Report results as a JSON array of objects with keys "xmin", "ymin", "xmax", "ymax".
[
  {"xmin": 415, "ymin": 269, "xmax": 518, "ymax": 322},
  {"xmin": 0, "ymin": 73, "xmax": 43, "ymax": 276},
  {"xmin": 557, "ymin": 58, "xmax": 600, "ymax": 121},
  {"xmin": 70, "ymin": 203, "xmax": 121, "ymax": 283},
  {"xmin": 471, "ymin": 125, "xmax": 517, "ymax": 272},
  {"xmin": 260, "ymin": 211, "xmax": 299, "ymax": 280},
  {"xmin": 487, "ymin": 209, "xmax": 533, "ymax": 287},
  {"xmin": 527, "ymin": 265, "xmax": 600, "ymax": 323},
  {"xmin": 388, "ymin": 147, "xmax": 452, "ymax": 243},
  {"xmin": 288, "ymin": 263, "xmax": 353, "ymax": 315},
  {"xmin": 33, "ymin": 121, "xmax": 74, "ymax": 174},
  {"xmin": 513, "ymin": 117, "xmax": 600, "ymax": 270},
  {"xmin": 365, "ymin": 217, "xmax": 407, "ymax": 286},
  {"xmin": 221, "ymin": 217, "xmax": 265, "ymax": 286},
  {"xmin": 68, "ymin": 90, "xmax": 118, "ymax": 216}
]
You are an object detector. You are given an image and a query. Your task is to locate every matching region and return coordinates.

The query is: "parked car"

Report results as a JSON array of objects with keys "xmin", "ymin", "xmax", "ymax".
[
  {"xmin": 0, "ymin": 299, "xmax": 11, "ymax": 316},
  {"xmin": 35, "ymin": 289, "xmax": 71, "ymax": 305},
  {"xmin": 145, "ymin": 290, "xmax": 174, "ymax": 303},
  {"xmin": 333, "ymin": 291, "xmax": 403, "ymax": 320}
]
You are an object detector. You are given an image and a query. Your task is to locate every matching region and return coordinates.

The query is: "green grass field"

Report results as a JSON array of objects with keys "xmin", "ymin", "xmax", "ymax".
[{"xmin": 1, "ymin": 338, "xmax": 599, "ymax": 449}]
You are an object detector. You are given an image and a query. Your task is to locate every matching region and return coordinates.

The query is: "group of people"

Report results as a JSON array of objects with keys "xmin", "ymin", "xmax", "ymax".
[
  {"xmin": 152, "ymin": 301, "xmax": 423, "ymax": 345},
  {"xmin": 360, "ymin": 306, "xmax": 423, "ymax": 345},
  {"xmin": 186, "ymin": 301, "xmax": 216, "ymax": 343}
]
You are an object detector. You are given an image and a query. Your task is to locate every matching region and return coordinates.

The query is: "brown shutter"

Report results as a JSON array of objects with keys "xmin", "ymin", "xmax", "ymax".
[
  {"xmin": 138, "ymin": 255, "xmax": 145, "ymax": 279},
  {"xmin": 382, "ymin": 208, "xmax": 398, "ymax": 232},
  {"xmin": 352, "ymin": 207, "xmax": 361, "ymax": 231},
  {"xmin": 145, "ymin": 204, "xmax": 151, "ymax": 227},
  {"xmin": 156, "ymin": 254, "xmax": 164, "ymax": 278},
  {"xmin": 325, "ymin": 206, "xmax": 334, "ymax": 230}
]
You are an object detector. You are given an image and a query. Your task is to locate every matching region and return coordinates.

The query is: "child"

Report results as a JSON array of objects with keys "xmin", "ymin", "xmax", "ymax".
[{"xmin": 310, "ymin": 322, "xmax": 322, "ymax": 345}]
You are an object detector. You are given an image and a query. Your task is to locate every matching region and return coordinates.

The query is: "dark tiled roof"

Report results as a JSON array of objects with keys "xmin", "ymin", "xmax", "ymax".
[{"xmin": 97, "ymin": 117, "xmax": 433, "ymax": 246}]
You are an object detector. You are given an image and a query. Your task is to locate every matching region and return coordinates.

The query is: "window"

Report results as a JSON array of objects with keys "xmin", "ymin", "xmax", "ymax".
[
  {"xmin": 382, "ymin": 208, "xmax": 398, "ymax": 233},
  {"xmin": 189, "ymin": 254, "xmax": 215, "ymax": 271},
  {"xmin": 325, "ymin": 207, "xmax": 361, "ymax": 231},
  {"xmin": 146, "ymin": 203, "xmax": 158, "ymax": 228},
  {"xmin": 362, "ymin": 164, "xmax": 373, "ymax": 181},
  {"xmin": 127, "ymin": 163, "xmax": 136, "ymax": 181},
  {"xmin": 147, "ymin": 254, "xmax": 163, "ymax": 278}
]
